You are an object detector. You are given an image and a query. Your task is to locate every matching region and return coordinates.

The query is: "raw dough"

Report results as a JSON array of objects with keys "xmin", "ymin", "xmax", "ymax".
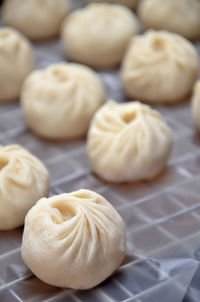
[
  {"xmin": 192, "ymin": 80, "xmax": 200, "ymax": 131},
  {"xmin": 21, "ymin": 189, "xmax": 126, "ymax": 289},
  {"xmin": 62, "ymin": 3, "xmax": 139, "ymax": 69},
  {"xmin": 2, "ymin": 0, "xmax": 71, "ymax": 40},
  {"xmin": 138, "ymin": 0, "xmax": 200, "ymax": 40},
  {"xmin": 87, "ymin": 101, "xmax": 173, "ymax": 182},
  {"xmin": 21, "ymin": 63, "xmax": 105, "ymax": 140},
  {"xmin": 0, "ymin": 145, "xmax": 49, "ymax": 230},
  {"xmin": 0, "ymin": 27, "xmax": 34, "ymax": 102},
  {"xmin": 121, "ymin": 30, "xmax": 199, "ymax": 104}
]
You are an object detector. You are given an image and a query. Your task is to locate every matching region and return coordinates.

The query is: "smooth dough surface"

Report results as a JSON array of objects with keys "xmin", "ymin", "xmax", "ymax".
[
  {"xmin": 192, "ymin": 80, "xmax": 200, "ymax": 131},
  {"xmin": 62, "ymin": 3, "xmax": 139, "ymax": 69},
  {"xmin": 21, "ymin": 63, "xmax": 105, "ymax": 140},
  {"xmin": 2, "ymin": 0, "xmax": 71, "ymax": 40},
  {"xmin": 88, "ymin": 0, "xmax": 139, "ymax": 9},
  {"xmin": 0, "ymin": 27, "xmax": 34, "ymax": 102},
  {"xmin": 121, "ymin": 30, "xmax": 199, "ymax": 104},
  {"xmin": 21, "ymin": 189, "xmax": 126, "ymax": 289},
  {"xmin": 87, "ymin": 101, "xmax": 173, "ymax": 183},
  {"xmin": 138, "ymin": 0, "xmax": 200, "ymax": 40},
  {"xmin": 0, "ymin": 145, "xmax": 49, "ymax": 230}
]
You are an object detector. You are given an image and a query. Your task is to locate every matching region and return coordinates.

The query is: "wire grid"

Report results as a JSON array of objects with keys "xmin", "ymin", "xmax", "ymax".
[{"xmin": 1, "ymin": 3, "xmax": 200, "ymax": 302}]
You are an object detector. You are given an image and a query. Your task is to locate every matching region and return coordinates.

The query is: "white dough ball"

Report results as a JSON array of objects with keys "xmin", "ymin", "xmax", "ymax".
[
  {"xmin": 88, "ymin": 0, "xmax": 139, "ymax": 9},
  {"xmin": 2, "ymin": 0, "xmax": 71, "ymax": 40},
  {"xmin": 0, "ymin": 145, "xmax": 50, "ymax": 230},
  {"xmin": 121, "ymin": 30, "xmax": 199, "ymax": 104},
  {"xmin": 0, "ymin": 28, "xmax": 34, "ymax": 102},
  {"xmin": 138, "ymin": 0, "xmax": 200, "ymax": 40},
  {"xmin": 21, "ymin": 189, "xmax": 126, "ymax": 289},
  {"xmin": 87, "ymin": 101, "xmax": 173, "ymax": 183},
  {"xmin": 61, "ymin": 3, "xmax": 139, "ymax": 69},
  {"xmin": 21, "ymin": 63, "xmax": 105, "ymax": 140},
  {"xmin": 192, "ymin": 80, "xmax": 200, "ymax": 131}
]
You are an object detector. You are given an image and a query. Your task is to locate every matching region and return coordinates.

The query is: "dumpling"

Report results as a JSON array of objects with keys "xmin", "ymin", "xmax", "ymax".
[
  {"xmin": 87, "ymin": 101, "xmax": 173, "ymax": 183},
  {"xmin": 87, "ymin": 0, "xmax": 139, "ymax": 10},
  {"xmin": 0, "ymin": 27, "xmax": 34, "ymax": 102},
  {"xmin": 2, "ymin": 0, "xmax": 71, "ymax": 40},
  {"xmin": 138, "ymin": 0, "xmax": 200, "ymax": 40},
  {"xmin": 21, "ymin": 63, "xmax": 105, "ymax": 140},
  {"xmin": 21, "ymin": 189, "xmax": 126, "ymax": 289},
  {"xmin": 61, "ymin": 3, "xmax": 139, "ymax": 69},
  {"xmin": 192, "ymin": 80, "xmax": 200, "ymax": 131},
  {"xmin": 0, "ymin": 145, "xmax": 49, "ymax": 230},
  {"xmin": 121, "ymin": 30, "xmax": 199, "ymax": 104}
]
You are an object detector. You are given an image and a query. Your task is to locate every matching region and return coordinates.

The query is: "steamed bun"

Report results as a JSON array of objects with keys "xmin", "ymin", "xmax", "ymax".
[
  {"xmin": 88, "ymin": 0, "xmax": 139, "ymax": 9},
  {"xmin": 87, "ymin": 101, "xmax": 173, "ymax": 183},
  {"xmin": 61, "ymin": 3, "xmax": 139, "ymax": 69},
  {"xmin": 192, "ymin": 80, "xmax": 200, "ymax": 131},
  {"xmin": 0, "ymin": 145, "xmax": 49, "ymax": 230},
  {"xmin": 21, "ymin": 63, "xmax": 105, "ymax": 140},
  {"xmin": 2, "ymin": 0, "xmax": 71, "ymax": 40},
  {"xmin": 21, "ymin": 189, "xmax": 126, "ymax": 289},
  {"xmin": 121, "ymin": 30, "xmax": 199, "ymax": 104},
  {"xmin": 0, "ymin": 28, "xmax": 34, "ymax": 102},
  {"xmin": 138, "ymin": 0, "xmax": 200, "ymax": 40}
]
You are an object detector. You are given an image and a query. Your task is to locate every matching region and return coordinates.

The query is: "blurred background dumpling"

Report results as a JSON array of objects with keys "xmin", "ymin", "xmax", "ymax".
[
  {"xmin": 0, "ymin": 27, "xmax": 34, "ymax": 102},
  {"xmin": 2, "ymin": 0, "xmax": 71, "ymax": 40},
  {"xmin": 21, "ymin": 63, "xmax": 106, "ymax": 140},
  {"xmin": 62, "ymin": 3, "xmax": 140, "ymax": 69},
  {"xmin": 192, "ymin": 80, "xmax": 200, "ymax": 131},
  {"xmin": 121, "ymin": 30, "xmax": 199, "ymax": 104},
  {"xmin": 138, "ymin": 0, "xmax": 200, "ymax": 40},
  {"xmin": 87, "ymin": 0, "xmax": 139, "ymax": 10}
]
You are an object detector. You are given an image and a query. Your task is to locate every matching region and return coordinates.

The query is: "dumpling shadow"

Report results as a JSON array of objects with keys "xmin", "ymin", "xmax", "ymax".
[{"xmin": 191, "ymin": 130, "xmax": 200, "ymax": 147}]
